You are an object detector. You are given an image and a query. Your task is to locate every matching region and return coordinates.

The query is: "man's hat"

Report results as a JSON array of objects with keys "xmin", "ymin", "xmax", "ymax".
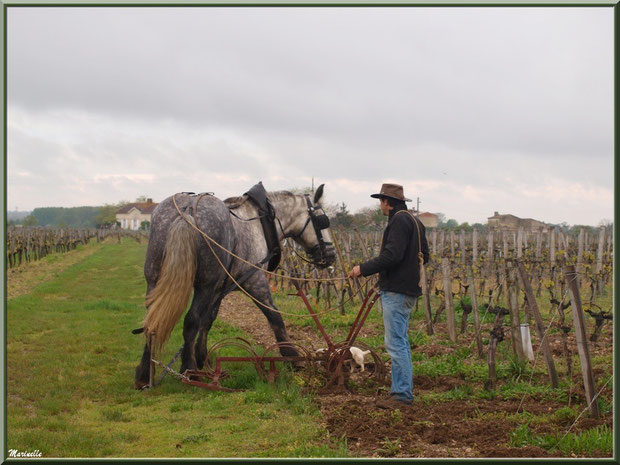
[{"xmin": 370, "ymin": 183, "xmax": 412, "ymax": 202}]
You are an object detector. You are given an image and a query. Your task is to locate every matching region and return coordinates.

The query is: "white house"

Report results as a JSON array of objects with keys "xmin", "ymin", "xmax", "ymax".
[{"xmin": 116, "ymin": 199, "xmax": 157, "ymax": 230}]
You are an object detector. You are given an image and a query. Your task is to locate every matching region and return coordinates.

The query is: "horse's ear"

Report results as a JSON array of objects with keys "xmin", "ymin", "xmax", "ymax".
[{"xmin": 314, "ymin": 184, "xmax": 325, "ymax": 205}]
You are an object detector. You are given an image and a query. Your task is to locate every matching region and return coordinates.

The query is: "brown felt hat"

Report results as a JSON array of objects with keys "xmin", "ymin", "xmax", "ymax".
[{"xmin": 370, "ymin": 183, "xmax": 412, "ymax": 202}]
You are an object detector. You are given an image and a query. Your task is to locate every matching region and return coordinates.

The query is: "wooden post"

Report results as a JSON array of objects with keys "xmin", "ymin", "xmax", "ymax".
[
  {"xmin": 502, "ymin": 231, "xmax": 508, "ymax": 259},
  {"xmin": 557, "ymin": 231, "xmax": 564, "ymax": 252},
  {"xmin": 516, "ymin": 261, "xmax": 559, "ymax": 388},
  {"xmin": 442, "ymin": 258, "xmax": 457, "ymax": 342},
  {"xmin": 506, "ymin": 262, "xmax": 525, "ymax": 362},
  {"xmin": 432, "ymin": 229, "xmax": 437, "ymax": 255},
  {"xmin": 354, "ymin": 228, "xmax": 370, "ymax": 261},
  {"xmin": 439, "ymin": 229, "xmax": 445, "ymax": 256},
  {"xmin": 577, "ymin": 228, "xmax": 585, "ymax": 261},
  {"xmin": 466, "ymin": 264, "xmax": 484, "ymax": 358},
  {"xmin": 596, "ymin": 227, "xmax": 605, "ymax": 274},
  {"xmin": 596, "ymin": 227, "xmax": 605, "ymax": 294},
  {"xmin": 450, "ymin": 231, "xmax": 455, "ymax": 257},
  {"xmin": 486, "ymin": 229, "xmax": 494, "ymax": 274},
  {"xmin": 330, "ymin": 227, "xmax": 354, "ymax": 310},
  {"xmin": 576, "ymin": 228, "xmax": 585, "ymax": 288},
  {"xmin": 536, "ymin": 231, "xmax": 542, "ymax": 260},
  {"xmin": 549, "ymin": 228, "xmax": 556, "ymax": 267},
  {"xmin": 487, "ymin": 229, "xmax": 493, "ymax": 262},
  {"xmin": 565, "ymin": 265, "xmax": 600, "ymax": 419},
  {"xmin": 420, "ymin": 261, "xmax": 434, "ymax": 336},
  {"xmin": 459, "ymin": 230, "xmax": 466, "ymax": 263},
  {"xmin": 517, "ymin": 228, "xmax": 523, "ymax": 258},
  {"xmin": 472, "ymin": 229, "xmax": 478, "ymax": 264}
]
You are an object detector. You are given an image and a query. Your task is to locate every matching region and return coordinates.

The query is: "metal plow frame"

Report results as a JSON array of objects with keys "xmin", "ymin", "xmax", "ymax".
[{"xmin": 149, "ymin": 287, "xmax": 385, "ymax": 392}]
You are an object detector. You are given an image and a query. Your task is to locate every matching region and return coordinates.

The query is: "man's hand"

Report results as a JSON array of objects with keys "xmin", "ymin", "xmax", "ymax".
[{"xmin": 348, "ymin": 265, "xmax": 361, "ymax": 278}]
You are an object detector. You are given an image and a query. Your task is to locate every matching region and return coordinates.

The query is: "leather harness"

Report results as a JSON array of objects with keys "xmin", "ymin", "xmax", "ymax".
[
  {"xmin": 243, "ymin": 182, "xmax": 282, "ymax": 273},
  {"xmin": 184, "ymin": 184, "xmax": 281, "ymax": 297}
]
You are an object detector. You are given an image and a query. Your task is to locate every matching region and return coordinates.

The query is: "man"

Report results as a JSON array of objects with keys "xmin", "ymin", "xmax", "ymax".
[{"xmin": 349, "ymin": 183, "xmax": 430, "ymax": 408}]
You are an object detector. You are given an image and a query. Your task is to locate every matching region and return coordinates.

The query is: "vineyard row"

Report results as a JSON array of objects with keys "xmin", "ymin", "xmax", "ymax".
[{"xmin": 5, "ymin": 227, "xmax": 148, "ymax": 268}]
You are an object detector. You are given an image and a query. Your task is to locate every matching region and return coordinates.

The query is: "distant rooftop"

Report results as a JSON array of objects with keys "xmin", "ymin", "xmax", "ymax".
[{"xmin": 116, "ymin": 199, "xmax": 157, "ymax": 214}]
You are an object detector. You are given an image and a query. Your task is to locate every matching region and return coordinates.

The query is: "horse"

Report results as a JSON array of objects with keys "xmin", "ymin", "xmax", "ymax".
[{"xmin": 134, "ymin": 182, "xmax": 336, "ymax": 389}]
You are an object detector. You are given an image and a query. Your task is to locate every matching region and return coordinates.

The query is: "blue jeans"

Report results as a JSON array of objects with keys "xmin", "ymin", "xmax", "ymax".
[{"xmin": 381, "ymin": 291, "xmax": 417, "ymax": 402}]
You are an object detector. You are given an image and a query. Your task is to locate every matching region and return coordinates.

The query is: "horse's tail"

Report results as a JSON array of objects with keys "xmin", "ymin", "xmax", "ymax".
[{"xmin": 143, "ymin": 214, "xmax": 197, "ymax": 354}]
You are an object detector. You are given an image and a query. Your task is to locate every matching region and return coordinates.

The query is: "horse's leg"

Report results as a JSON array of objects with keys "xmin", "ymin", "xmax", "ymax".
[
  {"xmin": 179, "ymin": 295, "xmax": 203, "ymax": 375},
  {"xmin": 194, "ymin": 296, "xmax": 225, "ymax": 369},
  {"xmin": 134, "ymin": 342, "xmax": 153, "ymax": 389},
  {"xmin": 180, "ymin": 288, "xmax": 216, "ymax": 374},
  {"xmin": 245, "ymin": 274, "xmax": 299, "ymax": 358},
  {"xmin": 134, "ymin": 283, "xmax": 157, "ymax": 389},
  {"xmin": 194, "ymin": 329, "xmax": 208, "ymax": 371}
]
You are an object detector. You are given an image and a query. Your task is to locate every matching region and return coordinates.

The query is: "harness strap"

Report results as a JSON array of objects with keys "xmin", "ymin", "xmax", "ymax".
[
  {"xmin": 220, "ymin": 249, "xmax": 275, "ymax": 295},
  {"xmin": 228, "ymin": 209, "xmax": 263, "ymax": 222},
  {"xmin": 395, "ymin": 209, "xmax": 426, "ymax": 287},
  {"xmin": 244, "ymin": 182, "xmax": 281, "ymax": 272},
  {"xmin": 188, "ymin": 191, "xmax": 277, "ymax": 296}
]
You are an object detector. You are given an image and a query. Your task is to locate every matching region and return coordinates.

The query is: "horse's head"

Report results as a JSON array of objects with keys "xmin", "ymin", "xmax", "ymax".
[{"xmin": 285, "ymin": 184, "xmax": 336, "ymax": 269}]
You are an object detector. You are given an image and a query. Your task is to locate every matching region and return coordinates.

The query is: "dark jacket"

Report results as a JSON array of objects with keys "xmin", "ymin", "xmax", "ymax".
[{"xmin": 359, "ymin": 204, "xmax": 430, "ymax": 297}]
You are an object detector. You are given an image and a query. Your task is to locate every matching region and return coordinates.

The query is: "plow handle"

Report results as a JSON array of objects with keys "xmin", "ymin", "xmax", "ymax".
[{"xmin": 345, "ymin": 288, "xmax": 380, "ymax": 346}]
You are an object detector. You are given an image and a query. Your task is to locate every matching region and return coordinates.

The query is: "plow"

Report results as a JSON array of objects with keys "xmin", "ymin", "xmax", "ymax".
[{"xmin": 148, "ymin": 285, "xmax": 386, "ymax": 393}]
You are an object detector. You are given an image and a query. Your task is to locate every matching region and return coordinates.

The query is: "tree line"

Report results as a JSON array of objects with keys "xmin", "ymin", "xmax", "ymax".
[
  {"xmin": 8, "ymin": 203, "xmax": 129, "ymax": 229},
  {"xmin": 9, "ymin": 189, "xmax": 612, "ymax": 234},
  {"xmin": 326, "ymin": 201, "xmax": 611, "ymax": 235}
]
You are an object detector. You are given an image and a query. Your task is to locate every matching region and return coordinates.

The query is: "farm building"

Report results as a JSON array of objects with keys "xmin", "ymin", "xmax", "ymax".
[
  {"xmin": 417, "ymin": 211, "xmax": 439, "ymax": 228},
  {"xmin": 487, "ymin": 211, "xmax": 547, "ymax": 232},
  {"xmin": 116, "ymin": 199, "xmax": 158, "ymax": 230}
]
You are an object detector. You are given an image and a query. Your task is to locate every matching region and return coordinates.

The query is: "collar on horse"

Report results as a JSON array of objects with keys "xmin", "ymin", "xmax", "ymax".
[{"xmin": 243, "ymin": 181, "xmax": 281, "ymax": 272}]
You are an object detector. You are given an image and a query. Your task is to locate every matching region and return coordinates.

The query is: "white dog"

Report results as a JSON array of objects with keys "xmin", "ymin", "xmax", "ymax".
[{"xmin": 349, "ymin": 346, "xmax": 371, "ymax": 372}]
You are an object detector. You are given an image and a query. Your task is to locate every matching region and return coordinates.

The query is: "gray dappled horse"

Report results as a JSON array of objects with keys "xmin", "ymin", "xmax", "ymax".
[{"xmin": 134, "ymin": 183, "xmax": 336, "ymax": 389}]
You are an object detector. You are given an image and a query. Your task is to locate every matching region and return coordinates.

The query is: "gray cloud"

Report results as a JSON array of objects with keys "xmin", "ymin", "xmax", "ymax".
[{"xmin": 6, "ymin": 6, "xmax": 613, "ymax": 225}]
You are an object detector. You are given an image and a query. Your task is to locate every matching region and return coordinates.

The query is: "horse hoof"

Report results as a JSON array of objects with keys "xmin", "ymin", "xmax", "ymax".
[
  {"xmin": 292, "ymin": 361, "xmax": 307, "ymax": 371},
  {"xmin": 134, "ymin": 379, "xmax": 149, "ymax": 390}
]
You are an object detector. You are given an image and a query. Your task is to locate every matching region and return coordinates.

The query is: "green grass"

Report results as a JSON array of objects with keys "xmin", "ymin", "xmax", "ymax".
[
  {"xmin": 7, "ymin": 238, "xmax": 612, "ymax": 458},
  {"xmin": 510, "ymin": 423, "xmax": 613, "ymax": 456},
  {"xmin": 7, "ymin": 239, "xmax": 346, "ymax": 458}
]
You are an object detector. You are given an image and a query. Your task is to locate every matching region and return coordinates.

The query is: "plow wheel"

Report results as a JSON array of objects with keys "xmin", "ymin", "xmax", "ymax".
[
  {"xmin": 257, "ymin": 342, "xmax": 317, "ymax": 383},
  {"xmin": 322, "ymin": 341, "xmax": 386, "ymax": 393},
  {"xmin": 200, "ymin": 337, "xmax": 266, "ymax": 385}
]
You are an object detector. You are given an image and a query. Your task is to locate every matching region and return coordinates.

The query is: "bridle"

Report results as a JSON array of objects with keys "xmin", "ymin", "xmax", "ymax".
[{"xmin": 284, "ymin": 194, "xmax": 333, "ymax": 267}]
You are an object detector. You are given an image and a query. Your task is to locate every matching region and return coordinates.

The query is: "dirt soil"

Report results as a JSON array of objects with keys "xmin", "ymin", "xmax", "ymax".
[{"xmin": 218, "ymin": 292, "xmax": 613, "ymax": 459}]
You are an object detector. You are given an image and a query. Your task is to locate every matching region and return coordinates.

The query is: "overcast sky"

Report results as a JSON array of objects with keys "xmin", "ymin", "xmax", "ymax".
[{"xmin": 7, "ymin": 6, "xmax": 614, "ymax": 226}]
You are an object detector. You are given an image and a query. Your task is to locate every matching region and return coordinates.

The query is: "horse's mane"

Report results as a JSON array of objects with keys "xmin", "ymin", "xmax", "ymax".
[
  {"xmin": 267, "ymin": 190, "xmax": 298, "ymax": 203},
  {"xmin": 225, "ymin": 190, "xmax": 301, "ymax": 209}
]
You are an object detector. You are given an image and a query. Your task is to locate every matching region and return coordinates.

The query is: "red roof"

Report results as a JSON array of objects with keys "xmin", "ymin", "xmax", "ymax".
[{"xmin": 116, "ymin": 201, "xmax": 158, "ymax": 214}]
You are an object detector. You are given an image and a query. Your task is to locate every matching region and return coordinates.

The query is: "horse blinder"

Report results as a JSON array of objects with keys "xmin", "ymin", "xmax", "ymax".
[
  {"xmin": 313, "ymin": 213, "xmax": 330, "ymax": 231},
  {"xmin": 303, "ymin": 195, "xmax": 335, "ymax": 268}
]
